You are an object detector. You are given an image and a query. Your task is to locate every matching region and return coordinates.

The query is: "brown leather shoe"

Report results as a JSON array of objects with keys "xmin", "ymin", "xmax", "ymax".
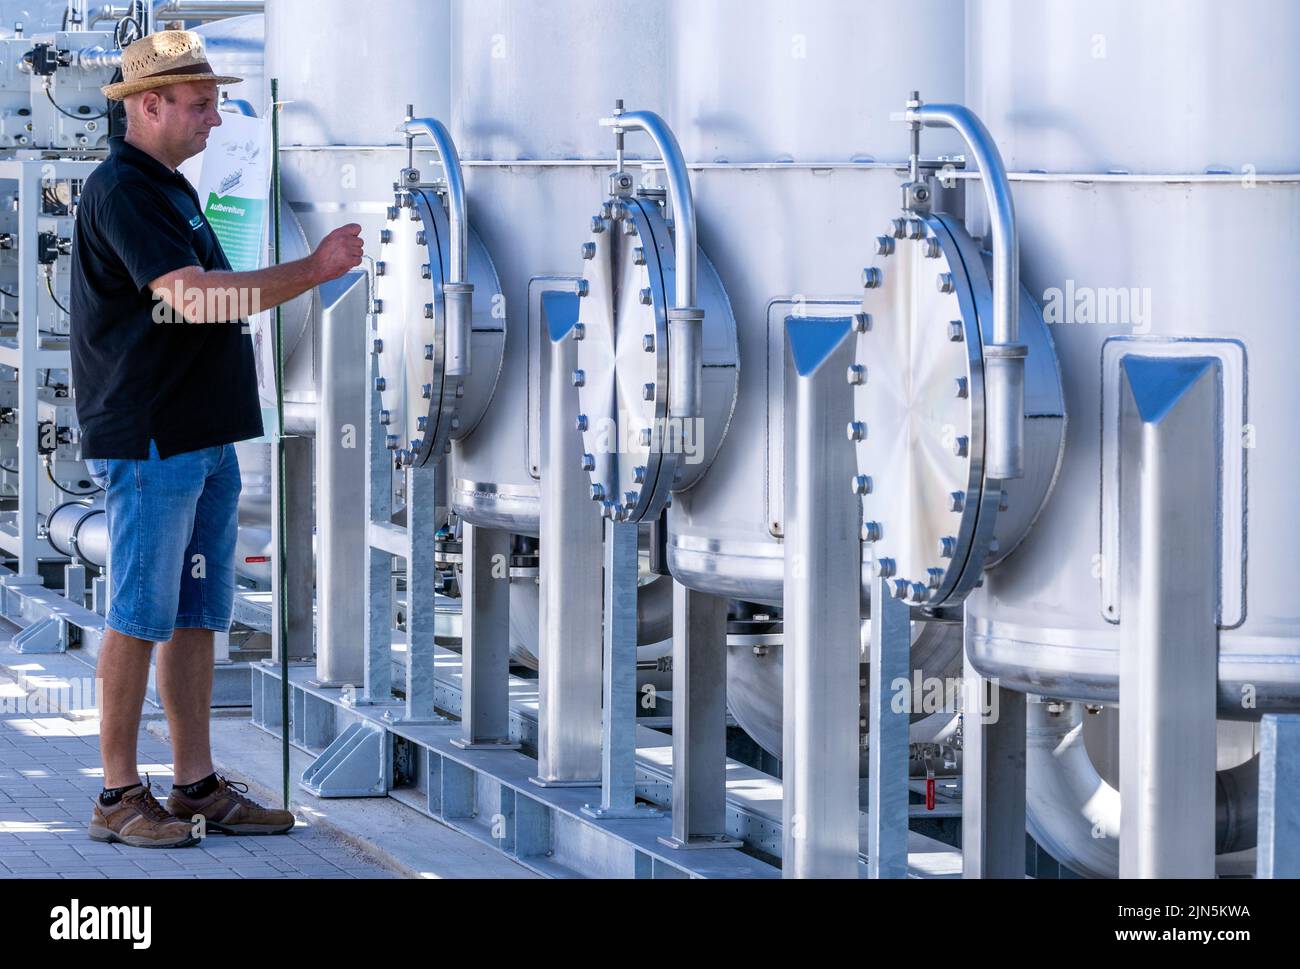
[
  {"xmin": 166, "ymin": 774, "xmax": 295, "ymax": 835},
  {"xmin": 88, "ymin": 776, "xmax": 200, "ymax": 848}
]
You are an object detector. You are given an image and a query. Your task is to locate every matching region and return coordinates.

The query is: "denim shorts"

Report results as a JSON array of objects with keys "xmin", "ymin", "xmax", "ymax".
[{"xmin": 85, "ymin": 440, "xmax": 242, "ymax": 643}]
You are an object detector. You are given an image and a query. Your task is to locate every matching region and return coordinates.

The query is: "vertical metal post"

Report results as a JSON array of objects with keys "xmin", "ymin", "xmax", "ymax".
[
  {"xmin": 961, "ymin": 635, "xmax": 1026, "ymax": 879},
  {"xmin": 781, "ymin": 315, "xmax": 859, "ymax": 878},
  {"xmin": 1257, "ymin": 713, "xmax": 1300, "ymax": 878},
  {"xmin": 868, "ymin": 574, "xmax": 910, "ymax": 878},
  {"xmin": 402, "ymin": 460, "xmax": 442, "ymax": 723},
  {"xmin": 582, "ymin": 518, "xmax": 659, "ymax": 819},
  {"xmin": 453, "ymin": 522, "xmax": 518, "ymax": 749},
  {"xmin": 1118, "ymin": 355, "xmax": 1220, "ymax": 878},
  {"xmin": 362, "ymin": 349, "xmax": 393, "ymax": 705},
  {"xmin": 15, "ymin": 161, "xmax": 38, "ymax": 579},
  {"xmin": 271, "ymin": 433, "xmax": 313, "ymax": 663},
  {"xmin": 313, "ymin": 271, "xmax": 369, "ymax": 687},
  {"xmin": 533, "ymin": 289, "xmax": 603, "ymax": 787},
  {"xmin": 660, "ymin": 582, "xmax": 737, "ymax": 849},
  {"xmin": 213, "ymin": 630, "xmax": 230, "ymax": 666}
]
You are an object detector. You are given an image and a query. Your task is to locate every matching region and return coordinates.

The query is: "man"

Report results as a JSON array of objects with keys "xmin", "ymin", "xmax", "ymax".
[{"xmin": 71, "ymin": 30, "xmax": 363, "ymax": 848}]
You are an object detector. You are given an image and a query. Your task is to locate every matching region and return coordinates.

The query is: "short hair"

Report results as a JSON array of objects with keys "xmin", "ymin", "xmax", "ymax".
[{"xmin": 123, "ymin": 86, "xmax": 177, "ymax": 122}]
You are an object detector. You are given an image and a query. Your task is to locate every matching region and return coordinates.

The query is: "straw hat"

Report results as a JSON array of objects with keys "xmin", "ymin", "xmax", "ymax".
[{"xmin": 101, "ymin": 29, "xmax": 241, "ymax": 100}]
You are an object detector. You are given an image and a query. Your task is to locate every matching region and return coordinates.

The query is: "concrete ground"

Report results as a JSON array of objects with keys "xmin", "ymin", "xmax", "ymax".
[{"xmin": 0, "ymin": 648, "xmax": 535, "ymax": 880}]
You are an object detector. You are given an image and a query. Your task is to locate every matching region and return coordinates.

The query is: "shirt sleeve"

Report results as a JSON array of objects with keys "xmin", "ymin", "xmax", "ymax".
[{"xmin": 96, "ymin": 182, "xmax": 201, "ymax": 292}]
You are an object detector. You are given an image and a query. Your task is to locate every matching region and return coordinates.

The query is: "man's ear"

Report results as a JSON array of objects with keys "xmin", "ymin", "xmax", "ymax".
[{"xmin": 139, "ymin": 90, "xmax": 163, "ymax": 124}]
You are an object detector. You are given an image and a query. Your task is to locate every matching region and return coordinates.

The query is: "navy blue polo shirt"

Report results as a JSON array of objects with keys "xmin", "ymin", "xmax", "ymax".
[{"xmin": 70, "ymin": 135, "xmax": 263, "ymax": 459}]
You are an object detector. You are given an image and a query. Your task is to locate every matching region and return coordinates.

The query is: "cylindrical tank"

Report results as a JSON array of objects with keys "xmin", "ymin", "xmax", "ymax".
[
  {"xmin": 264, "ymin": 0, "xmax": 451, "ymax": 399},
  {"xmin": 450, "ymin": 0, "xmax": 676, "ymax": 649},
  {"xmin": 965, "ymin": 0, "xmax": 1300, "ymax": 714},
  {"xmin": 662, "ymin": 0, "xmax": 966, "ymax": 605},
  {"xmin": 194, "ymin": 13, "xmax": 263, "ymax": 110},
  {"xmin": 448, "ymin": 0, "xmax": 666, "ymax": 535}
]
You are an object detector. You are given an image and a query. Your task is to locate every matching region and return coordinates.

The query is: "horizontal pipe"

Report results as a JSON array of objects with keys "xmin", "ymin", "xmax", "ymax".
[
  {"xmin": 1026, "ymin": 700, "xmax": 1258, "ymax": 878},
  {"xmin": 153, "ymin": 0, "xmax": 263, "ymax": 20},
  {"xmin": 272, "ymin": 148, "xmax": 1300, "ymax": 181}
]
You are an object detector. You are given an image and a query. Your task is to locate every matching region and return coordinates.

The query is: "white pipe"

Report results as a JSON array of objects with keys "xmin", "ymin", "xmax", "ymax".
[{"xmin": 1027, "ymin": 699, "xmax": 1259, "ymax": 878}]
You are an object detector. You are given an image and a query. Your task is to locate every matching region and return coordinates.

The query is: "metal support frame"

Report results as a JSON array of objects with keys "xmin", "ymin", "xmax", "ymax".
[
  {"xmin": 961, "ymin": 635, "xmax": 1027, "ymax": 879},
  {"xmin": 582, "ymin": 519, "xmax": 659, "ymax": 819},
  {"xmin": 271, "ymin": 432, "xmax": 313, "ymax": 663},
  {"xmin": 532, "ymin": 286, "xmax": 603, "ymax": 787},
  {"xmin": 363, "ymin": 346, "xmax": 394, "ymax": 706},
  {"xmin": 0, "ymin": 159, "xmax": 98, "ymax": 579},
  {"xmin": 780, "ymin": 314, "xmax": 860, "ymax": 877},
  {"xmin": 312, "ymin": 270, "xmax": 369, "ymax": 687},
  {"xmin": 1117, "ymin": 355, "xmax": 1220, "ymax": 878},
  {"xmin": 361, "ymin": 338, "xmax": 442, "ymax": 723},
  {"xmin": 660, "ymin": 582, "xmax": 737, "ymax": 849},
  {"xmin": 400, "ymin": 461, "xmax": 441, "ymax": 723},
  {"xmin": 452, "ymin": 522, "xmax": 519, "ymax": 750},
  {"xmin": 868, "ymin": 574, "xmax": 911, "ymax": 878},
  {"xmin": 62, "ymin": 562, "xmax": 85, "ymax": 607},
  {"xmin": 1257, "ymin": 714, "xmax": 1300, "ymax": 878},
  {"xmin": 248, "ymin": 611, "xmax": 965, "ymax": 876}
]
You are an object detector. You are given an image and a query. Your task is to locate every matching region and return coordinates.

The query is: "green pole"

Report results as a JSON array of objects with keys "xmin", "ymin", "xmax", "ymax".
[{"xmin": 270, "ymin": 77, "xmax": 290, "ymax": 810}]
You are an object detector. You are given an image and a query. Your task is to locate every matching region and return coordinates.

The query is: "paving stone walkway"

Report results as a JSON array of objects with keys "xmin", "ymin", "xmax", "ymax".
[{"xmin": 0, "ymin": 671, "xmax": 398, "ymax": 879}]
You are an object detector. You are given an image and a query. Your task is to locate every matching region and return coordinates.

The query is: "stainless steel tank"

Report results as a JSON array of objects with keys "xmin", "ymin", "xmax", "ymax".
[
  {"xmin": 265, "ymin": 0, "xmax": 451, "ymax": 401},
  {"xmin": 595, "ymin": 1, "xmax": 967, "ymax": 762},
  {"xmin": 194, "ymin": 12, "xmax": 263, "ymax": 108},
  {"xmin": 964, "ymin": 0, "xmax": 1300, "ymax": 714},
  {"xmin": 661, "ymin": 0, "xmax": 966, "ymax": 605},
  {"xmin": 449, "ymin": 0, "xmax": 667, "ymax": 536},
  {"xmin": 452, "ymin": 0, "xmax": 672, "ymax": 664}
]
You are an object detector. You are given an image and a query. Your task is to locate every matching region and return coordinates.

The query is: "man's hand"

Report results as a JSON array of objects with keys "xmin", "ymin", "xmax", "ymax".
[{"xmin": 310, "ymin": 223, "xmax": 365, "ymax": 283}]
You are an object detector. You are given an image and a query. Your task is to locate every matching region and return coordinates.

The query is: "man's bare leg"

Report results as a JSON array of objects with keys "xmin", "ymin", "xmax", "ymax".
[
  {"xmin": 96, "ymin": 628, "xmax": 156, "ymax": 789},
  {"xmin": 156, "ymin": 627, "xmax": 215, "ymax": 786}
]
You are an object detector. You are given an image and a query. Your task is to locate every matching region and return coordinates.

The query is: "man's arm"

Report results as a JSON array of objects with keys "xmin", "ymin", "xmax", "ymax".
[{"xmin": 148, "ymin": 223, "xmax": 365, "ymax": 324}]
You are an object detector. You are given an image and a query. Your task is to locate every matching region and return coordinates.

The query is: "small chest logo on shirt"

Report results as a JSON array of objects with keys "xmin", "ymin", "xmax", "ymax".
[{"xmin": 189, "ymin": 214, "xmax": 204, "ymax": 231}]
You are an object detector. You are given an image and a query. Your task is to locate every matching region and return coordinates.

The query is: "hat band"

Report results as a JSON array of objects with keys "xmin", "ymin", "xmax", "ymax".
[{"xmin": 130, "ymin": 59, "xmax": 219, "ymax": 82}]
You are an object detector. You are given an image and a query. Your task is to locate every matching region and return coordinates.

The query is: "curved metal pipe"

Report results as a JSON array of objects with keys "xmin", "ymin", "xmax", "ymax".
[
  {"xmin": 599, "ymin": 108, "xmax": 703, "ymax": 422},
  {"xmin": 220, "ymin": 96, "xmax": 256, "ymax": 117},
  {"xmin": 907, "ymin": 101, "xmax": 1025, "ymax": 480},
  {"xmin": 1026, "ymin": 699, "xmax": 1258, "ymax": 878},
  {"xmin": 399, "ymin": 116, "xmax": 471, "ymax": 377},
  {"xmin": 600, "ymin": 110, "xmax": 696, "ymax": 311},
  {"xmin": 399, "ymin": 118, "xmax": 467, "ymax": 284}
]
